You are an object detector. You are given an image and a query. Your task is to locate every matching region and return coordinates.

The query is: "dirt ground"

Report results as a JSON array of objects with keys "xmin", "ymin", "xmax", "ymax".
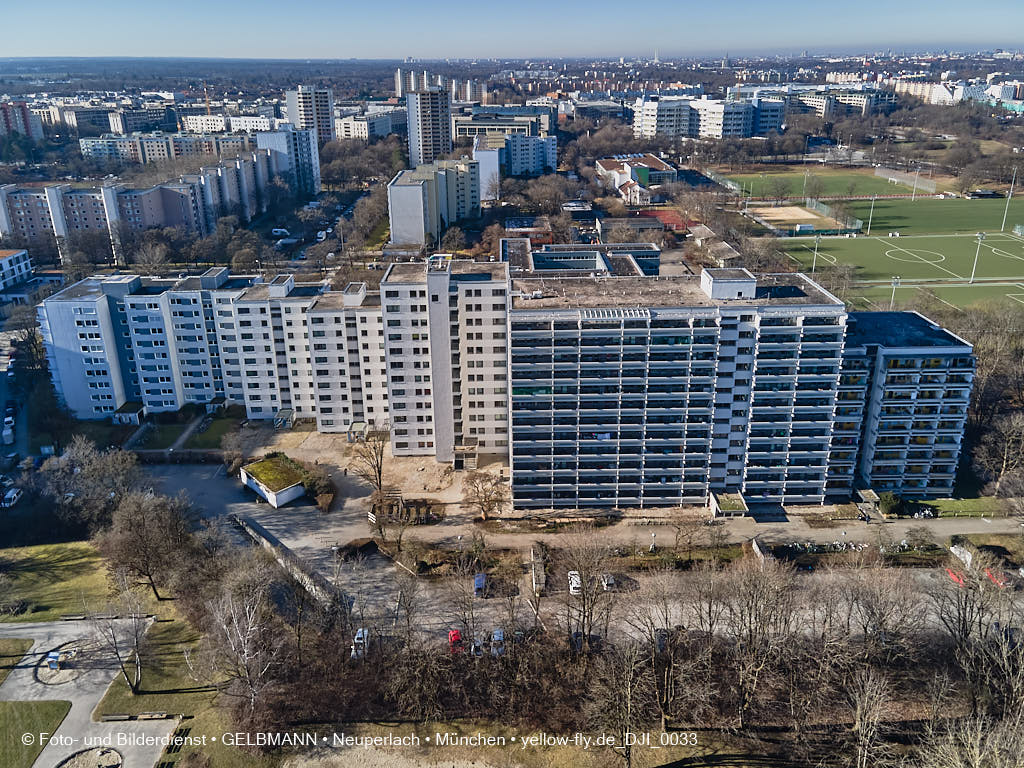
[
  {"xmin": 234, "ymin": 421, "xmax": 506, "ymax": 515},
  {"xmin": 749, "ymin": 204, "xmax": 842, "ymax": 229}
]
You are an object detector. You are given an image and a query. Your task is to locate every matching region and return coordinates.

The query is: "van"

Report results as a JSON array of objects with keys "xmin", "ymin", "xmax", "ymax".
[{"xmin": 473, "ymin": 573, "xmax": 486, "ymax": 598}]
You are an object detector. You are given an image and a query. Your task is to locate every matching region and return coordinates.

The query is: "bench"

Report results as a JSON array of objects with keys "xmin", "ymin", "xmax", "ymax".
[{"xmin": 101, "ymin": 714, "xmax": 131, "ymax": 722}]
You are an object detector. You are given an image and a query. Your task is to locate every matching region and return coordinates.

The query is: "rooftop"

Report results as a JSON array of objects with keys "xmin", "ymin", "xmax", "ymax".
[
  {"xmin": 511, "ymin": 273, "xmax": 843, "ymax": 311},
  {"xmin": 846, "ymin": 311, "xmax": 972, "ymax": 350},
  {"xmin": 0, "ymin": 249, "xmax": 26, "ymax": 259}
]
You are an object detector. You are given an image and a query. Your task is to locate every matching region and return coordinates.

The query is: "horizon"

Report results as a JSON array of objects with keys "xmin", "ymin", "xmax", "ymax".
[{"xmin": 3, "ymin": 0, "xmax": 1024, "ymax": 60}]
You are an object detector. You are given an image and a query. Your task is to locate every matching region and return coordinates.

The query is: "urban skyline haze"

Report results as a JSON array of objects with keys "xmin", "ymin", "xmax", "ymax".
[{"xmin": 2, "ymin": 0, "xmax": 1023, "ymax": 60}]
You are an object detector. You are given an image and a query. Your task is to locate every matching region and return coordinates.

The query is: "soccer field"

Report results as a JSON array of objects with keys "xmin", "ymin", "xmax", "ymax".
[
  {"xmin": 785, "ymin": 231, "xmax": 1024, "ymax": 284},
  {"xmin": 724, "ymin": 167, "xmax": 914, "ymax": 198},
  {"xmin": 843, "ymin": 281, "xmax": 1024, "ymax": 311},
  {"xmin": 848, "ymin": 196, "xmax": 1024, "ymax": 235}
]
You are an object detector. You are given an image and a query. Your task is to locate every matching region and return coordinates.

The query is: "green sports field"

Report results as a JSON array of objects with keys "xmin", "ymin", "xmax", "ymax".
[
  {"xmin": 786, "ymin": 231, "xmax": 1024, "ymax": 283},
  {"xmin": 843, "ymin": 281, "xmax": 1024, "ymax": 311},
  {"xmin": 724, "ymin": 167, "xmax": 915, "ymax": 198},
  {"xmin": 849, "ymin": 196, "xmax": 1024, "ymax": 235}
]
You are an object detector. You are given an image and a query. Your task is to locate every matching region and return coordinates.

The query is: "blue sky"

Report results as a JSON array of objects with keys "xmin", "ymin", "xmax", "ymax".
[{"xmin": 4, "ymin": 0, "xmax": 1023, "ymax": 59}]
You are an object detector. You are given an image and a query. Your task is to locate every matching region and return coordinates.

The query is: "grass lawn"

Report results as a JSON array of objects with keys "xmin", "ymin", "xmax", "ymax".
[
  {"xmin": 29, "ymin": 419, "xmax": 135, "ymax": 453},
  {"xmin": 141, "ymin": 423, "xmax": 187, "ymax": 450},
  {"xmin": 0, "ymin": 638, "xmax": 32, "ymax": 686},
  {"xmin": 784, "ymin": 231, "xmax": 1024, "ymax": 284},
  {"xmin": 96, "ymin": 614, "xmax": 278, "ymax": 768},
  {"xmin": 843, "ymin": 280, "xmax": 1024, "ymax": 311},
  {"xmin": 183, "ymin": 407, "xmax": 244, "ymax": 450},
  {"xmin": 964, "ymin": 533, "xmax": 1024, "ymax": 568},
  {"xmin": 0, "ymin": 542, "xmax": 110, "ymax": 622},
  {"xmin": 927, "ymin": 497, "xmax": 1008, "ymax": 517},
  {"xmin": 366, "ymin": 219, "xmax": 389, "ymax": 250},
  {"xmin": 848, "ymin": 196, "xmax": 1024, "ymax": 235},
  {"xmin": 0, "ymin": 700, "xmax": 71, "ymax": 768},
  {"xmin": 723, "ymin": 165, "xmax": 914, "ymax": 198}
]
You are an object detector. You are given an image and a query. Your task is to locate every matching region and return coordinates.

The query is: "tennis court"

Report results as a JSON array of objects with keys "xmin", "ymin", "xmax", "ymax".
[{"xmin": 785, "ymin": 231, "xmax": 1024, "ymax": 283}]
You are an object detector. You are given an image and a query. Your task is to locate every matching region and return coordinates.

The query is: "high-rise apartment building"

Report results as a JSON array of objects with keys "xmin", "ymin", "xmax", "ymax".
[
  {"xmin": 406, "ymin": 88, "xmax": 452, "ymax": 167},
  {"xmin": 285, "ymin": 86, "xmax": 335, "ymax": 145},
  {"xmin": 40, "ymin": 264, "xmax": 974, "ymax": 506},
  {"xmin": 255, "ymin": 125, "xmax": 321, "ymax": 196},
  {"xmin": 386, "ymin": 159, "xmax": 480, "ymax": 245},
  {"xmin": 0, "ymin": 102, "xmax": 44, "ymax": 141},
  {"xmin": 631, "ymin": 96, "xmax": 785, "ymax": 139}
]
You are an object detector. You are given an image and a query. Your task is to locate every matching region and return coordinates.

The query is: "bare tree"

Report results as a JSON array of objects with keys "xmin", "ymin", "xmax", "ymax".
[
  {"xmin": 92, "ymin": 570, "xmax": 147, "ymax": 695},
  {"xmin": 186, "ymin": 560, "xmax": 282, "ymax": 719},
  {"xmin": 350, "ymin": 428, "xmax": 388, "ymax": 494},
  {"xmin": 585, "ymin": 642, "xmax": 659, "ymax": 768},
  {"xmin": 463, "ymin": 472, "xmax": 509, "ymax": 521},
  {"xmin": 846, "ymin": 668, "xmax": 892, "ymax": 768},
  {"xmin": 560, "ymin": 528, "xmax": 615, "ymax": 654},
  {"xmin": 973, "ymin": 412, "xmax": 1024, "ymax": 496},
  {"xmin": 133, "ymin": 241, "xmax": 170, "ymax": 273}
]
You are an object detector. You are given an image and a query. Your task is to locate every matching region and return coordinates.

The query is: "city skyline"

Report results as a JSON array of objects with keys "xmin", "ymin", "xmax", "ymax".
[{"xmin": 2, "ymin": 0, "xmax": 1023, "ymax": 60}]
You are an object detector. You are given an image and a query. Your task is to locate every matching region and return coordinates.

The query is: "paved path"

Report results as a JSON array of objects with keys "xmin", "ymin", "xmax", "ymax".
[
  {"xmin": 168, "ymin": 415, "xmax": 206, "ymax": 451},
  {"xmin": 0, "ymin": 620, "xmax": 177, "ymax": 768}
]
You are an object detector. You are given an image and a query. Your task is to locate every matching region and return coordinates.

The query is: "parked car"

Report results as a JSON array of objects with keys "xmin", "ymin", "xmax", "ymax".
[
  {"xmin": 473, "ymin": 573, "xmax": 486, "ymax": 598},
  {"xmin": 0, "ymin": 474, "xmax": 13, "ymax": 488},
  {"xmin": 3, "ymin": 415, "xmax": 14, "ymax": 428},
  {"xmin": 448, "ymin": 629, "xmax": 464, "ymax": 653},
  {"xmin": 350, "ymin": 627, "xmax": 369, "ymax": 660},
  {"xmin": 270, "ymin": 228, "xmax": 290, "ymax": 237},
  {"xmin": 600, "ymin": 573, "xmax": 615, "ymax": 592},
  {"xmin": 1, "ymin": 487, "xmax": 22, "ymax": 508},
  {"xmin": 490, "ymin": 628, "xmax": 505, "ymax": 657},
  {"xmin": 470, "ymin": 638, "xmax": 485, "ymax": 658},
  {"xmin": 568, "ymin": 570, "xmax": 582, "ymax": 596}
]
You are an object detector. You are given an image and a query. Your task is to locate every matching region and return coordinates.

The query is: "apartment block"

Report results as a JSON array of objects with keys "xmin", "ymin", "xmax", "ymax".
[
  {"xmin": 255, "ymin": 125, "xmax": 321, "ymax": 196},
  {"xmin": 407, "ymin": 88, "xmax": 452, "ymax": 167},
  {"xmin": 80, "ymin": 132, "xmax": 255, "ymax": 164},
  {"xmin": 632, "ymin": 96, "xmax": 784, "ymax": 139},
  {"xmin": 285, "ymin": 86, "xmax": 335, "ymax": 145},
  {"xmin": 0, "ymin": 249, "xmax": 33, "ymax": 290},
  {"xmin": 335, "ymin": 113, "xmax": 393, "ymax": 141},
  {"xmin": 39, "ymin": 269, "xmax": 388, "ymax": 429},
  {"xmin": 0, "ymin": 102, "xmax": 44, "ymax": 141},
  {"xmin": 387, "ymin": 159, "xmax": 480, "ymax": 245},
  {"xmin": 39, "ymin": 264, "xmax": 974, "ymax": 509},
  {"xmin": 381, "ymin": 260, "xmax": 509, "ymax": 462},
  {"xmin": 0, "ymin": 150, "xmax": 277, "ymax": 261}
]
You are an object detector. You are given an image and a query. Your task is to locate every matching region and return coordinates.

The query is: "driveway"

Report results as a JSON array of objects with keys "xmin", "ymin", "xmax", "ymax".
[{"xmin": 0, "ymin": 620, "xmax": 177, "ymax": 768}]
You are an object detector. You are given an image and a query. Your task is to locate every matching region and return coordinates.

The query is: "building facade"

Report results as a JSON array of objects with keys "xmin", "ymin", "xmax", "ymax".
[
  {"xmin": 40, "ymin": 266, "xmax": 974, "ymax": 506},
  {"xmin": 285, "ymin": 86, "xmax": 335, "ymax": 145},
  {"xmin": 406, "ymin": 88, "xmax": 452, "ymax": 167},
  {"xmin": 255, "ymin": 125, "xmax": 321, "ymax": 197},
  {"xmin": 335, "ymin": 113, "xmax": 393, "ymax": 141},
  {"xmin": 80, "ymin": 132, "xmax": 255, "ymax": 165},
  {"xmin": 387, "ymin": 159, "xmax": 480, "ymax": 245},
  {"xmin": 632, "ymin": 96, "xmax": 785, "ymax": 139},
  {"xmin": 0, "ymin": 102, "xmax": 44, "ymax": 141}
]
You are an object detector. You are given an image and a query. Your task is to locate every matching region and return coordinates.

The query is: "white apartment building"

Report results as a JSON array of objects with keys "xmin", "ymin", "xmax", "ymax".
[
  {"xmin": 80, "ymin": 132, "xmax": 255, "ymax": 165},
  {"xmin": 180, "ymin": 114, "xmax": 228, "ymax": 133},
  {"xmin": 285, "ymin": 86, "xmax": 335, "ymax": 145},
  {"xmin": 335, "ymin": 113, "xmax": 393, "ymax": 141},
  {"xmin": 228, "ymin": 115, "xmax": 275, "ymax": 132},
  {"xmin": 382, "ymin": 260, "xmax": 509, "ymax": 462},
  {"xmin": 471, "ymin": 133, "xmax": 556, "ymax": 197},
  {"xmin": 40, "ymin": 265, "xmax": 974, "ymax": 505},
  {"xmin": 386, "ymin": 159, "xmax": 480, "ymax": 245},
  {"xmin": 406, "ymin": 88, "xmax": 452, "ymax": 167},
  {"xmin": 254, "ymin": 125, "xmax": 321, "ymax": 196},
  {"xmin": 0, "ymin": 102, "xmax": 44, "ymax": 141},
  {"xmin": 632, "ymin": 96, "xmax": 784, "ymax": 139},
  {"xmin": 0, "ymin": 249, "xmax": 33, "ymax": 290},
  {"xmin": 38, "ymin": 269, "xmax": 388, "ymax": 431}
]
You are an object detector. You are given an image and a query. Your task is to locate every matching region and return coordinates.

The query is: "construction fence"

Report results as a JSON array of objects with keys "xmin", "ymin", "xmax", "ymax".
[
  {"xmin": 873, "ymin": 166, "xmax": 937, "ymax": 194},
  {"xmin": 703, "ymin": 169, "xmax": 742, "ymax": 194}
]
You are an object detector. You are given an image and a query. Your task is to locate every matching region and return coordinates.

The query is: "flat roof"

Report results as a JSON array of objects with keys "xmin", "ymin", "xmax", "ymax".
[
  {"xmin": 0, "ymin": 249, "xmax": 26, "ymax": 259},
  {"xmin": 511, "ymin": 273, "xmax": 843, "ymax": 311},
  {"xmin": 46, "ymin": 279, "xmax": 105, "ymax": 301},
  {"xmin": 846, "ymin": 311, "xmax": 971, "ymax": 349},
  {"xmin": 383, "ymin": 263, "xmax": 427, "ymax": 283}
]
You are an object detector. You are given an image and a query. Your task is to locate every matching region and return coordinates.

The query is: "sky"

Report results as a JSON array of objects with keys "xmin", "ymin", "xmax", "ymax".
[{"xmin": 4, "ymin": 0, "xmax": 1024, "ymax": 59}]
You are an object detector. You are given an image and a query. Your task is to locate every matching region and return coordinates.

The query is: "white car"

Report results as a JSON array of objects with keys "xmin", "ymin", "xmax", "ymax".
[
  {"xmin": 3, "ymin": 415, "xmax": 13, "ymax": 428},
  {"xmin": 600, "ymin": 573, "xmax": 616, "ymax": 592},
  {"xmin": 568, "ymin": 570, "xmax": 582, "ymax": 596},
  {"xmin": 1, "ymin": 487, "xmax": 22, "ymax": 508}
]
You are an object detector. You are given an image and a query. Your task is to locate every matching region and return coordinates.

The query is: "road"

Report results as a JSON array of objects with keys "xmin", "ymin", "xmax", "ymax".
[{"xmin": 0, "ymin": 620, "xmax": 177, "ymax": 768}]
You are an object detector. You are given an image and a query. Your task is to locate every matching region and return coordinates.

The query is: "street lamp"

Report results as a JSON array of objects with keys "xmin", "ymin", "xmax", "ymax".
[
  {"xmin": 970, "ymin": 232, "xmax": 986, "ymax": 284},
  {"xmin": 1001, "ymin": 166, "xmax": 1018, "ymax": 232},
  {"xmin": 649, "ymin": 532, "xmax": 656, "ymax": 553},
  {"xmin": 890, "ymin": 276, "xmax": 901, "ymax": 310},
  {"xmin": 812, "ymin": 234, "xmax": 821, "ymax": 274}
]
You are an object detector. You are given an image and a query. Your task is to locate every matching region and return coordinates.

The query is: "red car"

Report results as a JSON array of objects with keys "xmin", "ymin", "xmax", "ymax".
[{"xmin": 448, "ymin": 629, "xmax": 464, "ymax": 653}]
